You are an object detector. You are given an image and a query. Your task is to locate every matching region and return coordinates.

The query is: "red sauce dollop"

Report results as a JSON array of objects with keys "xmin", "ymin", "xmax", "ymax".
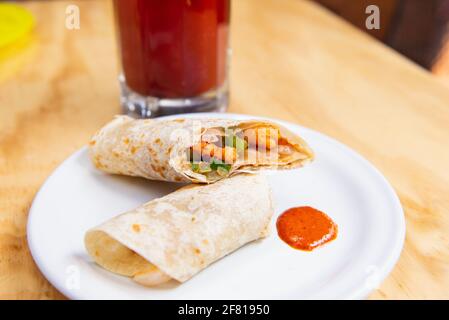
[{"xmin": 276, "ymin": 206, "xmax": 338, "ymax": 251}]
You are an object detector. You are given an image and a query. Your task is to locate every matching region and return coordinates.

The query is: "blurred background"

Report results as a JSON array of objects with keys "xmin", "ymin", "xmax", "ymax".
[
  {"xmin": 2, "ymin": 0, "xmax": 449, "ymax": 89},
  {"xmin": 2, "ymin": 0, "xmax": 449, "ymax": 82},
  {"xmin": 313, "ymin": 0, "xmax": 449, "ymax": 82}
]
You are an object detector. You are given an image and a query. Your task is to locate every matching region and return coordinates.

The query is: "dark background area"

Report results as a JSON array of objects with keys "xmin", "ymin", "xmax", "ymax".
[{"xmin": 313, "ymin": 0, "xmax": 449, "ymax": 72}]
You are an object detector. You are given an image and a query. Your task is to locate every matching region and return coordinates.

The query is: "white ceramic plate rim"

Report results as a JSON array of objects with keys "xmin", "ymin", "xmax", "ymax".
[{"xmin": 28, "ymin": 112, "xmax": 405, "ymax": 299}]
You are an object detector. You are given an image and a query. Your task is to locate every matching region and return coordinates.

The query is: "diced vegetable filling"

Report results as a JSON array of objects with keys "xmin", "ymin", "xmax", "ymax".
[{"xmin": 188, "ymin": 127, "xmax": 295, "ymax": 176}]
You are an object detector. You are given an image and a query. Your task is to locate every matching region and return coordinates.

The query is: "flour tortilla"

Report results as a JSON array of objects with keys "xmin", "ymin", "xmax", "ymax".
[
  {"xmin": 89, "ymin": 115, "xmax": 313, "ymax": 183},
  {"xmin": 85, "ymin": 174, "xmax": 273, "ymax": 286}
]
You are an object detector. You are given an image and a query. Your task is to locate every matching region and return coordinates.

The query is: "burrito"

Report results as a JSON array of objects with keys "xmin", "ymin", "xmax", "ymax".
[
  {"xmin": 85, "ymin": 174, "xmax": 273, "ymax": 286},
  {"xmin": 89, "ymin": 115, "xmax": 313, "ymax": 183}
]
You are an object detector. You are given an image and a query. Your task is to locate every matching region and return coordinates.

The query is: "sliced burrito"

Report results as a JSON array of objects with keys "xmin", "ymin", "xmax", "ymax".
[
  {"xmin": 89, "ymin": 115, "xmax": 313, "ymax": 183},
  {"xmin": 85, "ymin": 174, "xmax": 273, "ymax": 286}
]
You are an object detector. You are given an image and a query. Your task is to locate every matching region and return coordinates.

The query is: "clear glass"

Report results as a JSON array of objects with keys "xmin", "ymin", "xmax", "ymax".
[{"xmin": 113, "ymin": 0, "xmax": 231, "ymax": 118}]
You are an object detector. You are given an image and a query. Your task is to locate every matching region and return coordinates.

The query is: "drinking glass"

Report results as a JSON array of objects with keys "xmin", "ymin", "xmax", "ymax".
[{"xmin": 114, "ymin": 0, "xmax": 231, "ymax": 118}]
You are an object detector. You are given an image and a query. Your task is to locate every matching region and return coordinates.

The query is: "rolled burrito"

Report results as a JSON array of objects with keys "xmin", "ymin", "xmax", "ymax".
[
  {"xmin": 85, "ymin": 174, "xmax": 273, "ymax": 286},
  {"xmin": 89, "ymin": 115, "xmax": 313, "ymax": 183}
]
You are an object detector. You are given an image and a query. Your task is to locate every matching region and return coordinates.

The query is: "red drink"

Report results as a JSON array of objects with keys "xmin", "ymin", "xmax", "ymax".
[{"xmin": 114, "ymin": 0, "xmax": 230, "ymax": 100}]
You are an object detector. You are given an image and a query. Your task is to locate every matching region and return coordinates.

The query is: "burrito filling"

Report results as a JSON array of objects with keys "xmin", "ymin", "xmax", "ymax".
[{"xmin": 187, "ymin": 126, "xmax": 303, "ymax": 179}]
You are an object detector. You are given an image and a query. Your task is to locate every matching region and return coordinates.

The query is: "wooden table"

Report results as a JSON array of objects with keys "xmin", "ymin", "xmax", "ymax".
[{"xmin": 0, "ymin": 0, "xmax": 448, "ymax": 300}]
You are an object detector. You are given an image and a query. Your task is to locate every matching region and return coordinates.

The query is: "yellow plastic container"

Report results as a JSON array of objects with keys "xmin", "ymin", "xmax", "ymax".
[{"xmin": 0, "ymin": 3, "xmax": 35, "ymax": 48}]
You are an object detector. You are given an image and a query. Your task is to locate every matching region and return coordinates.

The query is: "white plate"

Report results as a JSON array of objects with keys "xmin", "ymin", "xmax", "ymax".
[{"xmin": 28, "ymin": 113, "xmax": 405, "ymax": 299}]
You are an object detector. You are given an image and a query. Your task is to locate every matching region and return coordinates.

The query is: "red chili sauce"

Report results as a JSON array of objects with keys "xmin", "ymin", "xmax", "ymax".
[{"xmin": 276, "ymin": 206, "xmax": 338, "ymax": 251}]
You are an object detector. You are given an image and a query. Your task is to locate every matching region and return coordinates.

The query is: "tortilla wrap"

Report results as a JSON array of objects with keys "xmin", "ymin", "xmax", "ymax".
[
  {"xmin": 89, "ymin": 115, "xmax": 313, "ymax": 183},
  {"xmin": 85, "ymin": 174, "xmax": 273, "ymax": 286}
]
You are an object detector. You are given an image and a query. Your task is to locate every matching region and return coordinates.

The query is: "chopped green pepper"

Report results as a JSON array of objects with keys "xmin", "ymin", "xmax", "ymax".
[
  {"xmin": 225, "ymin": 135, "xmax": 247, "ymax": 151},
  {"xmin": 216, "ymin": 166, "xmax": 229, "ymax": 176},
  {"xmin": 191, "ymin": 163, "xmax": 199, "ymax": 172},
  {"xmin": 210, "ymin": 159, "xmax": 231, "ymax": 171},
  {"xmin": 199, "ymin": 163, "xmax": 212, "ymax": 173},
  {"xmin": 234, "ymin": 136, "xmax": 247, "ymax": 152}
]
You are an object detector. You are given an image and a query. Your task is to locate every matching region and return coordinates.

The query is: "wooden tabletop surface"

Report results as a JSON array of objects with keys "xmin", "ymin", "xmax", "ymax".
[{"xmin": 1, "ymin": 0, "xmax": 448, "ymax": 299}]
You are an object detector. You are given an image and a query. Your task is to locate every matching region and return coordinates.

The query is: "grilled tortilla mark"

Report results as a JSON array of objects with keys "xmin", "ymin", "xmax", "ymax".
[
  {"xmin": 147, "ymin": 147, "xmax": 156, "ymax": 156},
  {"xmin": 166, "ymin": 146, "xmax": 173, "ymax": 155}
]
